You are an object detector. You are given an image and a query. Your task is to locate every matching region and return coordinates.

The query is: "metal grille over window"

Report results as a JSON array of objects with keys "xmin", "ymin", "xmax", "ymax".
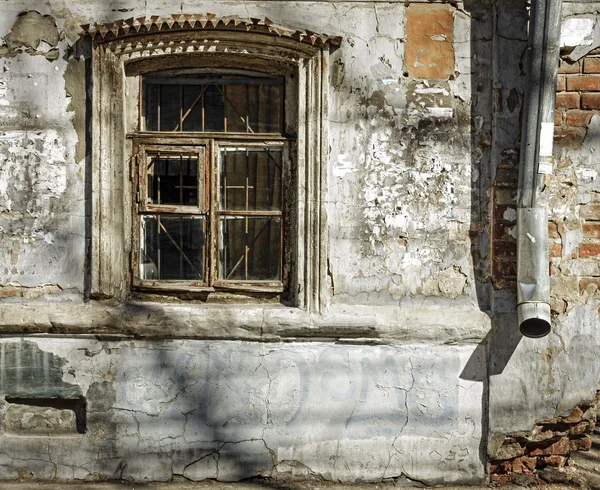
[
  {"xmin": 219, "ymin": 148, "xmax": 283, "ymax": 281},
  {"xmin": 138, "ymin": 148, "xmax": 207, "ymax": 283},
  {"xmin": 134, "ymin": 71, "xmax": 287, "ymax": 292},
  {"xmin": 143, "ymin": 74, "xmax": 283, "ymax": 134}
]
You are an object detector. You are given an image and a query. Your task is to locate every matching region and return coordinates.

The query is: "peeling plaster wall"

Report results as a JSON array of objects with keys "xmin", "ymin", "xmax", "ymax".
[
  {"xmin": 488, "ymin": 0, "xmax": 600, "ymax": 445},
  {"xmin": 0, "ymin": 0, "xmax": 598, "ymax": 485},
  {"xmin": 0, "ymin": 7, "xmax": 84, "ymax": 296}
]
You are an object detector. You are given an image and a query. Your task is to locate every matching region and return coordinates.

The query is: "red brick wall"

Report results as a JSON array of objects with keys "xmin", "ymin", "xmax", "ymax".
[{"xmin": 491, "ymin": 54, "xmax": 600, "ymax": 302}]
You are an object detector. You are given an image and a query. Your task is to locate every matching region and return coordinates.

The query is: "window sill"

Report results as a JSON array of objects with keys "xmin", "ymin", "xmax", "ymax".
[{"xmin": 0, "ymin": 301, "xmax": 492, "ymax": 344}]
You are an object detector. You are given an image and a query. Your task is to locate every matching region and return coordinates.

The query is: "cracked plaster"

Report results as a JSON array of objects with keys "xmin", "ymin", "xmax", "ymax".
[{"xmin": 0, "ymin": 337, "xmax": 485, "ymax": 484}]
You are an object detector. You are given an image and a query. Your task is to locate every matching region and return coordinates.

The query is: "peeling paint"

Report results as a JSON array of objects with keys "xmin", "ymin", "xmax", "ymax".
[{"xmin": 1, "ymin": 11, "xmax": 59, "ymax": 61}]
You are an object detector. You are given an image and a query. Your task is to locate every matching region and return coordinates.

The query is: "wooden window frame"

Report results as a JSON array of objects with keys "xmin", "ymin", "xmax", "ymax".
[
  {"xmin": 131, "ymin": 136, "xmax": 289, "ymax": 295},
  {"xmin": 91, "ymin": 29, "xmax": 330, "ymax": 312}
]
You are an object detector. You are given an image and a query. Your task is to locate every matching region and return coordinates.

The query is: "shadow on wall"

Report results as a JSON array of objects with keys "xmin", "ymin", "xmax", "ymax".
[
  {"xmin": 460, "ymin": 0, "xmax": 529, "ymax": 473},
  {"xmin": 83, "ymin": 335, "xmax": 471, "ymax": 482},
  {"xmin": 461, "ymin": 0, "xmax": 530, "ymax": 377}
]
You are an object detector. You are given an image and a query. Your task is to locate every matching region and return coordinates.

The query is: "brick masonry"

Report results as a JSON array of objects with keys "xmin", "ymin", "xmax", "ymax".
[
  {"xmin": 490, "ymin": 393, "xmax": 599, "ymax": 485},
  {"xmin": 492, "ymin": 53, "xmax": 600, "ymax": 299}
]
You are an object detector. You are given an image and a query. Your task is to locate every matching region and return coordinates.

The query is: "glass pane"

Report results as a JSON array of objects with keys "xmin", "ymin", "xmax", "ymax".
[
  {"xmin": 182, "ymin": 85, "xmax": 203, "ymax": 132},
  {"xmin": 257, "ymin": 85, "xmax": 281, "ymax": 133},
  {"xmin": 205, "ymin": 85, "xmax": 224, "ymax": 132},
  {"xmin": 224, "ymin": 85, "xmax": 248, "ymax": 132},
  {"xmin": 160, "ymin": 84, "xmax": 180, "ymax": 131},
  {"xmin": 140, "ymin": 215, "xmax": 205, "ymax": 281},
  {"xmin": 220, "ymin": 216, "xmax": 281, "ymax": 281},
  {"xmin": 145, "ymin": 84, "xmax": 159, "ymax": 131},
  {"xmin": 142, "ymin": 74, "xmax": 283, "ymax": 133},
  {"xmin": 220, "ymin": 148, "xmax": 282, "ymax": 211},
  {"xmin": 148, "ymin": 154, "xmax": 198, "ymax": 206}
]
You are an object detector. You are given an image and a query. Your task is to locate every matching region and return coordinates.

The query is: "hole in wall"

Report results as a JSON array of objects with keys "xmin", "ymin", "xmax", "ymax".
[{"xmin": 4, "ymin": 396, "xmax": 87, "ymax": 435}]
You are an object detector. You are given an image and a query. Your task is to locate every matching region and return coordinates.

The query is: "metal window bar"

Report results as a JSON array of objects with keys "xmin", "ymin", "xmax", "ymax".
[
  {"xmin": 225, "ymin": 218, "xmax": 275, "ymax": 280},
  {"xmin": 144, "ymin": 77, "xmax": 283, "ymax": 134},
  {"xmin": 157, "ymin": 85, "xmax": 161, "ymax": 131},
  {"xmin": 156, "ymin": 216, "xmax": 202, "ymax": 277},
  {"xmin": 224, "ymin": 85, "xmax": 228, "ymax": 133},
  {"xmin": 216, "ymin": 85, "xmax": 255, "ymax": 134}
]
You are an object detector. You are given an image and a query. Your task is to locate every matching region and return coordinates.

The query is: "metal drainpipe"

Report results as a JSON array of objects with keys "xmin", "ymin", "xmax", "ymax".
[{"xmin": 517, "ymin": 0, "xmax": 562, "ymax": 338}]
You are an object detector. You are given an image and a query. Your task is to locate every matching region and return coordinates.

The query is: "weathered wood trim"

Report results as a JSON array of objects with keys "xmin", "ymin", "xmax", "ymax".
[{"xmin": 91, "ymin": 30, "xmax": 331, "ymax": 312}]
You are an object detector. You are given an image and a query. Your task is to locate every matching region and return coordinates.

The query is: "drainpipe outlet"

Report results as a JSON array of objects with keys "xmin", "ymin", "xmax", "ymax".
[
  {"xmin": 518, "ymin": 302, "xmax": 551, "ymax": 338},
  {"xmin": 517, "ymin": 207, "xmax": 551, "ymax": 338}
]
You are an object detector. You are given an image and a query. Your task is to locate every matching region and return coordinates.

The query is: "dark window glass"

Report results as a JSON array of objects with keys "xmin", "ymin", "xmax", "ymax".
[
  {"xmin": 220, "ymin": 148, "xmax": 282, "ymax": 211},
  {"xmin": 143, "ymin": 74, "xmax": 283, "ymax": 134},
  {"xmin": 147, "ymin": 154, "xmax": 198, "ymax": 206},
  {"xmin": 140, "ymin": 215, "xmax": 205, "ymax": 281},
  {"xmin": 220, "ymin": 216, "xmax": 281, "ymax": 281}
]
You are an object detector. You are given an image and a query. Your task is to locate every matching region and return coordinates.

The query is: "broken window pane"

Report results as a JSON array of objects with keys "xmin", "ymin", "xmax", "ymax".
[
  {"xmin": 140, "ymin": 215, "xmax": 205, "ymax": 281},
  {"xmin": 220, "ymin": 216, "xmax": 281, "ymax": 281},
  {"xmin": 147, "ymin": 154, "xmax": 199, "ymax": 206},
  {"xmin": 219, "ymin": 148, "xmax": 282, "ymax": 211}
]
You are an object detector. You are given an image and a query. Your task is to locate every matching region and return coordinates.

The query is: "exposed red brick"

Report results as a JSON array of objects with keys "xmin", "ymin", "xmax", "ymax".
[
  {"xmin": 528, "ymin": 437, "xmax": 570, "ymax": 456},
  {"xmin": 583, "ymin": 57, "xmax": 600, "ymax": 74},
  {"xmin": 494, "ymin": 204, "xmax": 517, "ymax": 222},
  {"xmin": 566, "ymin": 110, "xmax": 594, "ymax": 127},
  {"xmin": 553, "ymin": 127, "xmax": 587, "ymax": 147},
  {"xmin": 511, "ymin": 456, "xmax": 537, "ymax": 474},
  {"xmin": 405, "ymin": 4, "xmax": 454, "ymax": 79},
  {"xmin": 494, "ymin": 188, "xmax": 516, "ymax": 206},
  {"xmin": 566, "ymin": 74, "xmax": 600, "ymax": 91},
  {"xmin": 549, "ymin": 221, "xmax": 560, "ymax": 239},
  {"xmin": 570, "ymin": 436, "xmax": 592, "ymax": 452},
  {"xmin": 493, "ymin": 260, "xmax": 517, "ymax": 279},
  {"xmin": 490, "ymin": 474, "xmax": 510, "ymax": 485},
  {"xmin": 559, "ymin": 59, "xmax": 580, "ymax": 74},
  {"xmin": 541, "ymin": 455, "xmax": 566, "ymax": 468},
  {"xmin": 549, "ymin": 243, "xmax": 562, "ymax": 258},
  {"xmin": 556, "ymin": 92, "xmax": 580, "ymax": 109},
  {"xmin": 581, "ymin": 92, "xmax": 600, "ymax": 109},
  {"xmin": 557, "ymin": 75, "xmax": 566, "ymax": 92},
  {"xmin": 581, "ymin": 204, "xmax": 600, "ymax": 220},
  {"xmin": 493, "ymin": 241, "xmax": 517, "ymax": 258},
  {"xmin": 580, "ymin": 242, "xmax": 600, "ymax": 257},
  {"xmin": 583, "ymin": 223, "xmax": 600, "ymax": 238},
  {"xmin": 555, "ymin": 109, "xmax": 563, "ymax": 126},
  {"xmin": 567, "ymin": 421, "xmax": 592, "ymax": 435},
  {"xmin": 580, "ymin": 277, "xmax": 600, "ymax": 293},
  {"xmin": 494, "ymin": 222, "xmax": 517, "ymax": 240},
  {"xmin": 563, "ymin": 406, "xmax": 584, "ymax": 423},
  {"xmin": 0, "ymin": 285, "xmax": 61, "ymax": 299}
]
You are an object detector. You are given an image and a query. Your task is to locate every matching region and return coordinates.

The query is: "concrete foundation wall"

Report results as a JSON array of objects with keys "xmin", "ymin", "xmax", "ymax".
[{"xmin": 0, "ymin": 338, "xmax": 484, "ymax": 483}]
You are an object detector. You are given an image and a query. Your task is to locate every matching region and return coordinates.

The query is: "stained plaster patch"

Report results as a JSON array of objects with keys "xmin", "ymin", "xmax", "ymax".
[{"xmin": 1, "ymin": 11, "xmax": 59, "ymax": 61}]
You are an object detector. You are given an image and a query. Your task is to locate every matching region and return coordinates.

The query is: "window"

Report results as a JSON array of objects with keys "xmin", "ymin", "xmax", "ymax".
[
  {"xmin": 132, "ymin": 72, "xmax": 288, "ymax": 293},
  {"xmin": 87, "ymin": 15, "xmax": 338, "ymax": 310}
]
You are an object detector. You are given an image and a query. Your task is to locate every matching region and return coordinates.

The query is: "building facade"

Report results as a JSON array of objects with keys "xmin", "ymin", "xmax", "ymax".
[{"xmin": 0, "ymin": 0, "xmax": 599, "ymax": 484}]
